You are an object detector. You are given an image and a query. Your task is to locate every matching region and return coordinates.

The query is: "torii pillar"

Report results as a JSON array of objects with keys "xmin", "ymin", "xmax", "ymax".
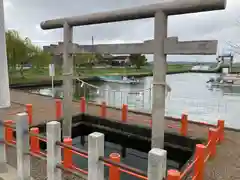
[
  {"xmin": 41, "ymin": 0, "xmax": 226, "ymax": 149},
  {"xmin": 0, "ymin": 0, "xmax": 10, "ymax": 108}
]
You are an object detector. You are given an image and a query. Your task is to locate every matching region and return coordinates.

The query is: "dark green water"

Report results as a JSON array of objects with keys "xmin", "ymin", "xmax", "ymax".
[{"xmin": 72, "ymin": 137, "xmax": 178, "ymax": 180}]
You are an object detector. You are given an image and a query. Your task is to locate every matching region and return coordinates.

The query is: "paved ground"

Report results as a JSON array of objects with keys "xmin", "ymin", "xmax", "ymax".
[
  {"xmin": 0, "ymin": 89, "xmax": 239, "ymax": 180},
  {"xmin": 6, "ymin": 146, "xmax": 86, "ymax": 180},
  {"xmin": 0, "ymin": 163, "xmax": 35, "ymax": 180}
]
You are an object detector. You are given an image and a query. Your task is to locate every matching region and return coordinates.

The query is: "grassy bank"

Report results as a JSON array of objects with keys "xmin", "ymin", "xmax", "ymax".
[
  {"xmin": 9, "ymin": 64, "xmax": 192, "ymax": 84},
  {"xmin": 76, "ymin": 67, "xmax": 151, "ymax": 76},
  {"xmin": 9, "ymin": 68, "xmax": 63, "ymax": 84},
  {"xmin": 167, "ymin": 64, "xmax": 192, "ymax": 73}
]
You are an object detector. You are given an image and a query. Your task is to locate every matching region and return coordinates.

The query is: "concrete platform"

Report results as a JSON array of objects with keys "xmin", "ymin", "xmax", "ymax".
[{"xmin": 0, "ymin": 163, "xmax": 34, "ymax": 180}]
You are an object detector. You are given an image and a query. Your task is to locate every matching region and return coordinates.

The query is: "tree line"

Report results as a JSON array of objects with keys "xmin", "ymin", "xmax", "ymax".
[
  {"xmin": 6, "ymin": 30, "xmax": 51, "ymax": 77},
  {"xmin": 6, "ymin": 30, "xmax": 148, "ymax": 77},
  {"xmin": 73, "ymin": 53, "xmax": 147, "ymax": 69}
]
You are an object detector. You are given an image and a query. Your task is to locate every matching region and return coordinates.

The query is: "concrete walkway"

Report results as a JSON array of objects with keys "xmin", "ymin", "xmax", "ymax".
[{"xmin": 0, "ymin": 163, "xmax": 34, "ymax": 180}]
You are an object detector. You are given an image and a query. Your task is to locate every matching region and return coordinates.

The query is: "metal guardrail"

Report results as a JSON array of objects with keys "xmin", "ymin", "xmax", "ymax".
[{"xmin": 75, "ymin": 77, "xmax": 171, "ymax": 111}]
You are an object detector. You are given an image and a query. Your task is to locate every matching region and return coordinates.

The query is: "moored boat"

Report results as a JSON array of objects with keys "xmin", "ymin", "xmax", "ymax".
[{"xmin": 98, "ymin": 76, "xmax": 140, "ymax": 84}]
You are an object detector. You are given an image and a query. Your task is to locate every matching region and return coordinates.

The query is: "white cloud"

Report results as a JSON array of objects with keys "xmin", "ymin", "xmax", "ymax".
[
  {"xmin": 3, "ymin": 0, "xmax": 240, "ymax": 62},
  {"xmin": 3, "ymin": 0, "xmax": 13, "ymax": 10},
  {"xmin": 3, "ymin": 0, "xmax": 14, "ymax": 28},
  {"xmin": 35, "ymin": 24, "xmax": 49, "ymax": 35}
]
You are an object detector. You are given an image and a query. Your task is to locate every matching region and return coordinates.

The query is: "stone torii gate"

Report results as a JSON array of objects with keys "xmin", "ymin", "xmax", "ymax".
[{"xmin": 41, "ymin": 0, "xmax": 226, "ymax": 149}]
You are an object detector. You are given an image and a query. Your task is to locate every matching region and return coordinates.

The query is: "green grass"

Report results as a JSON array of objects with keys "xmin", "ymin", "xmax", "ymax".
[
  {"xmin": 9, "ymin": 64, "xmax": 192, "ymax": 84},
  {"xmin": 167, "ymin": 64, "xmax": 192, "ymax": 72},
  {"xmin": 9, "ymin": 68, "xmax": 62, "ymax": 84}
]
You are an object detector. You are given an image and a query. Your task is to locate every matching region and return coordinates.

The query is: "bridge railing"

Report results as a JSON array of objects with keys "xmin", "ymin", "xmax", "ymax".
[
  {"xmin": 75, "ymin": 77, "xmax": 171, "ymax": 112},
  {"xmin": 0, "ymin": 106, "xmax": 225, "ymax": 180}
]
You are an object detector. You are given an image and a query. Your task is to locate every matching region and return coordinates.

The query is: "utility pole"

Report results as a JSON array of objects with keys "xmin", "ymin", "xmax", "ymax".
[{"xmin": 92, "ymin": 36, "xmax": 94, "ymax": 64}]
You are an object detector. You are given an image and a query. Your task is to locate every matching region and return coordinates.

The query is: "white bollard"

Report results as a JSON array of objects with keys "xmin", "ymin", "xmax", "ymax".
[
  {"xmin": 148, "ymin": 148, "xmax": 167, "ymax": 180},
  {"xmin": 16, "ymin": 112, "xmax": 30, "ymax": 180},
  {"xmin": 88, "ymin": 132, "xmax": 104, "ymax": 180},
  {"xmin": 47, "ymin": 121, "xmax": 62, "ymax": 180},
  {"xmin": 0, "ymin": 121, "xmax": 7, "ymax": 173},
  {"xmin": 0, "ymin": 122, "xmax": 6, "ymax": 163}
]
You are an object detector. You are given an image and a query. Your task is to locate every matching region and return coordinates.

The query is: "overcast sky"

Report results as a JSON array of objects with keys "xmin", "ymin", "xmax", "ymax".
[{"xmin": 3, "ymin": 0, "xmax": 240, "ymax": 62}]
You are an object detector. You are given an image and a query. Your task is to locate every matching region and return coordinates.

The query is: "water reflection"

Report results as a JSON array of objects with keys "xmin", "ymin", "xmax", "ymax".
[
  {"xmin": 72, "ymin": 137, "xmax": 178, "ymax": 180},
  {"xmin": 29, "ymin": 73, "xmax": 240, "ymax": 129}
]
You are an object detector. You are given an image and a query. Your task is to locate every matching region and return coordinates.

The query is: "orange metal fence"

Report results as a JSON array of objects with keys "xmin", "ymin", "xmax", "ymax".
[
  {"xmin": 1, "ymin": 119, "xmax": 149, "ymax": 180},
  {"xmin": 77, "ymin": 97, "xmax": 221, "ymax": 136},
  {"xmin": 2, "ymin": 99, "xmax": 225, "ymax": 180},
  {"xmin": 168, "ymin": 119, "xmax": 224, "ymax": 180},
  {"xmin": 58, "ymin": 97, "xmax": 226, "ymax": 180}
]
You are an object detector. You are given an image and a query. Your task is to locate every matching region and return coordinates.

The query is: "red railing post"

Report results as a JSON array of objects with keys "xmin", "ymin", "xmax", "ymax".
[
  {"xmin": 101, "ymin": 101, "xmax": 106, "ymax": 118},
  {"xmin": 4, "ymin": 120, "xmax": 13, "ymax": 143},
  {"xmin": 121, "ymin": 104, "xmax": 128, "ymax": 122},
  {"xmin": 26, "ymin": 104, "xmax": 33, "ymax": 125},
  {"xmin": 80, "ymin": 97, "xmax": 86, "ymax": 113},
  {"xmin": 194, "ymin": 144, "xmax": 206, "ymax": 180},
  {"xmin": 30, "ymin": 127, "xmax": 40, "ymax": 154},
  {"xmin": 180, "ymin": 113, "xmax": 188, "ymax": 136},
  {"xmin": 109, "ymin": 153, "xmax": 121, "ymax": 180},
  {"xmin": 208, "ymin": 128, "xmax": 213, "ymax": 158},
  {"xmin": 208, "ymin": 128, "xmax": 217, "ymax": 158},
  {"xmin": 167, "ymin": 169, "xmax": 180, "ymax": 180},
  {"xmin": 63, "ymin": 137, "xmax": 73, "ymax": 169},
  {"xmin": 55, "ymin": 99, "xmax": 62, "ymax": 119},
  {"xmin": 217, "ymin": 120, "xmax": 225, "ymax": 143},
  {"xmin": 149, "ymin": 119, "xmax": 152, "ymax": 127}
]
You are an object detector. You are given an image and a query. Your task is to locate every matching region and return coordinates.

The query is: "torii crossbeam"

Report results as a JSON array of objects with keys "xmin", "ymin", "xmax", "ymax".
[
  {"xmin": 44, "ymin": 37, "xmax": 218, "ymax": 55},
  {"xmin": 40, "ymin": 0, "xmax": 226, "ymax": 149}
]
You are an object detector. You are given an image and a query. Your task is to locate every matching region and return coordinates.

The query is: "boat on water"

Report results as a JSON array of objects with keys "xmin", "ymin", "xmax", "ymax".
[
  {"xmin": 206, "ymin": 74, "xmax": 240, "ymax": 94},
  {"xmin": 98, "ymin": 76, "xmax": 140, "ymax": 84},
  {"xmin": 207, "ymin": 74, "xmax": 240, "ymax": 87}
]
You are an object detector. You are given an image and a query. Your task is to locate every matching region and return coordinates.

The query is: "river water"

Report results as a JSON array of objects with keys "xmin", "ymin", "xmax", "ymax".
[{"xmin": 35, "ymin": 73, "xmax": 240, "ymax": 129}]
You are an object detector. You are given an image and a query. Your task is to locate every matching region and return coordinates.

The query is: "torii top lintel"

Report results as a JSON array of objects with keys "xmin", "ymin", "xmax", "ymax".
[{"xmin": 40, "ymin": 0, "xmax": 226, "ymax": 30}]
